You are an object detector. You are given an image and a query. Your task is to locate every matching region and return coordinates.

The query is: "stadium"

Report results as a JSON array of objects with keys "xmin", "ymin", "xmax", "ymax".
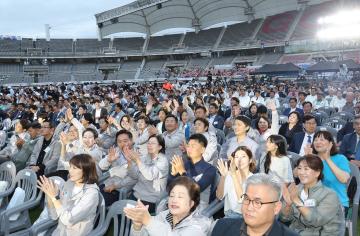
[
  {"xmin": 0, "ymin": 0, "xmax": 360, "ymax": 235},
  {"xmin": 0, "ymin": 0, "xmax": 359, "ymax": 84}
]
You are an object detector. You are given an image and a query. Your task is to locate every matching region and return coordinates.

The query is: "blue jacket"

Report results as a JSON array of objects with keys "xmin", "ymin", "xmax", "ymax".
[
  {"xmin": 209, "ymin": 115, "xmax": 225, "ymax": 130},
  {"xmin": 339, "ymin": 132, "xmax": 357, "ymax": 160},
  {"xmin": 282, "ymin": 108, "xmax": 304, "ymax": 117},
  {"xmin": 288, "ymin": 132, "xmax": 305, "ymax": 154}
]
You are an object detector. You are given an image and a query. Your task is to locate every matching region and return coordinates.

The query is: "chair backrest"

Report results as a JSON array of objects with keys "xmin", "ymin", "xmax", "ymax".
[
  {"xmin": 287, "ymin": 151, "xmax": 302, "ymax": 169},
  {"xmin": 93, "ymin": 193, "xmax": 106, "ymax": 232},
  {"xmin": 347, "ymin": 163, "xmax": 360, "ymax": 236},
  {"xmin": 216, "ymin": 129, "xmax": 225, "ymax": 145},
  {"xmin": 15, "ymin": 169, "xmax": 37, "ymax": 202},
  {"xmin": 0, "ymin": 161, "xmax": 16, "ymax": 192}
]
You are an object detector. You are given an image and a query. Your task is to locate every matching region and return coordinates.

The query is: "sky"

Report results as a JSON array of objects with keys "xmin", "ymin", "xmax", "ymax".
[{"xmin": 0, "ymin": 0, "xmax": 138, "ymax": 39}]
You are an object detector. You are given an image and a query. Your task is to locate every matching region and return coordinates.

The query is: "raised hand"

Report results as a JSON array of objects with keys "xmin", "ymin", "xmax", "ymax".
[
  {"xmin": 217, "ymin": 159, "xmax": 229, "ymax": 177},
  {"xmin": 108, "ymin": 146, "xmax": 119, "ymax": 163},
  {"xmin": 66, "ymin": 108, "xmax": 74, "ymax": 121},
  {"xmin": 60, "ymin": 132, "xmax": 69, "ymax": 145}
]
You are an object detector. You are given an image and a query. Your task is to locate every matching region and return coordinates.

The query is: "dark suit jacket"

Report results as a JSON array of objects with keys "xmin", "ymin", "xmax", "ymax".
[
  {"xmin": 211, "ymin": 217, "xmax": 299, "ymax": 236},
  {"xmin": 210, "ymin": 115, "xmax": 225, "ymax": 130},
  {"xmin": 339, "ymin": 132, "xmax": 357, "ymax": 159},
  {"xmin": 288, "ymin": 132, "xmax": 306, "ymax": 154},
  {"xmin": 337, "ymin": 122, "xmax": 354, "ymax": 143},
  {"xmin": 92, "ymin": 108, "xmax": 108, "ymax": 121},
  {"xmin": 283, "ymin": 108, "xmax": 304, "ymax": 117}
]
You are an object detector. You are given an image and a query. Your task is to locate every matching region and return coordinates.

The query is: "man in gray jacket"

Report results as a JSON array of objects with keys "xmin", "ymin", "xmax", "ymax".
[
  {"xmin": 12, "ymin": 122, "xmax": 42, "ymax": 172},
  {"xmin": 27, "ymin": 120, "xmax": 61, "ymax": 176}
]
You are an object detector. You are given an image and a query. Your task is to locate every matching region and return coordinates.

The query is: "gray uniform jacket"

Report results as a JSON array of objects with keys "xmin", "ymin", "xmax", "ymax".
[
  {"xmin": 162, "ymin": 129, "xmax": 184, "ymax": 161},
  {"xmin": 48, "ymin": 181, "xmax": 99, "ymax": 236},
  {"xmin": 130, "ymin": 210, "xmax": 212, "ymax": 236},
  {"xmin": 280, "ymin": 181, "xmax": 343, "ymax": 236},
  {"xmin": 28, "ymin": 136, "xmax": 62, "ymax": 175},
  {"xmin": 12, "ymin": 135, "xmax": 41, "ymax": 171}
]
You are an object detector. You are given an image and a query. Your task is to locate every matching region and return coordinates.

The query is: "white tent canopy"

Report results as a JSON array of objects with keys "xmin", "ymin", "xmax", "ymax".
[{"xmin": 95, "ymin": 0, "xmax": 332, "ymax": 37}]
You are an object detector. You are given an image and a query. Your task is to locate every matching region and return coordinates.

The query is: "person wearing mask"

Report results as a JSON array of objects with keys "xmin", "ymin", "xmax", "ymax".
[
  {"xmin": 281, "ymin": 155, "xmax": 343, "ymax": 236},
  {"xmin": 278, "ymin": 111, "xmax": 303, "ymax": 145},
  {"xmin": 259, "ymin": 135, "xmax": 294, "ymax": 184},
  {"xmin": 216, "ymin": 146, "xmax": 256, "ymax": 218},
  {"xmin": 27, "ymin": 120, "xmax": 61, "ymax": 176},
  {"xmin": 124, "ymin": 176, "xmax": 212, "ymax": 236},
  {"xmin": 168, "ymin": 134, "xmax": 217, "ymax": 209},
  {"xmin": 289, "ymin": 114, "xmax": 317, "ymax": 156},
  {"xmin": 211, "ymin": 173, "xmax": 298, "ymax": 236},
  {"xmin": 220, "ymin": 115, "xmax": 259, "ymax": 160},
  {"xmin": 308, "ymin": 130, "xmax": 350, "ymax": 209},
  {"xmin": 37, "ymin": 154, "xmax": 100, "ymax": 236}
]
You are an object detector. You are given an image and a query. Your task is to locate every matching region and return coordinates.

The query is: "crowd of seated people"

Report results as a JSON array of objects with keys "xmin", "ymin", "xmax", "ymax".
[{"xmin": 0, "ymin": 77, "xmax": 359, "ymax": 235}]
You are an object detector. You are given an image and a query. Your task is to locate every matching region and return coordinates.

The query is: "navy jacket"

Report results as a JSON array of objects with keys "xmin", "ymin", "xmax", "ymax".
[
  {"xmin": 211, "ymin": 218, "xmax": 299, "ymax": 236},
  {"xmin": 288, "ymin": 132, "xmax": 306, "ymax": 154},
  {"xmin": 337, "ymin": 122, "xmax": 354, "ymax": 143},
  {"xmin": 283, "ymin": 108, "xmax": 304, "ymax": 117},
  {"xmin": 339, "ymin": 132, "xmax": 358, "ymax": 159},
  {"xmin": 209, "ymin": 115, "xmax": 225, "ymax": 130}
]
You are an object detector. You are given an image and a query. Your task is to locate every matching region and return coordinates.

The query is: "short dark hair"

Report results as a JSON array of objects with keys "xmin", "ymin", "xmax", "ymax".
[
  {"xmin": 257, "ymin": 105, "xmax": 267, "ymax": 114},
  {"xmin": 167, "ymin": 176, "xmax": 200, "ymax": 213},
  {"xmin": 82, "ymin": 128, "xmax": 98, "ymax": 139},
  {"xmin": 69, "ymin": 154, "xmax": 98, "ymax": 184},
  {"xmin": 137, "ymin": 115, "xmax": 150, "ymax": 125},
  {"xmin": 289, "ymin": 97, "xmax": 297, "ymax": 103},
  {"xmin": 28, "ymin": 121, "xmax": 41, "ymax": 129},
  {"xmin": 164, "ymin": 114, "xmax": 178, "ymax": 123},
  {"xmin": 302, "ymin": 101, "xmax": 312, "ymax": 107},
  {"xmin": 230, "ymin": 97, "xmax": 240, "ymax": 104},
  {"xmin": 195, "ymin": 106, "xmax": 207, "ymax": 113},
  {"xmin": 296, "ymin": 154, "xmax": 324, "ymax": 181},
  {"xmin": 288, "ymin": 111, "xmax": 302, "ymax": 123},
  {"xmin": 18, "ymin": 119, "xmax": 30, "ymax": 130},
  {"xmin": 189, "ymin": 133, "xmax": 207, "ymax": 148},
  {"xmin": 303, "ymin": 114, "xmax": 316, "ymax": 124},
  {"xmin": 115, "ymin": 103, "xmax": 123, "ymax": 110},
  {"xmin": 194, "ymin": 117, "xmax": 209, "ymax": 129},
  {"xmin": 83, "ymin": 113, "xmax": 94, "ymax": 124},
  {"xmin": 148, "ymin": 134, "xmax": 166, "ymax": 154},
  {"xmin": 115, "ymin": 129, "xmax": 133, "ymax": 141},
  {"xmin": 235, "ymin": 115, "xmax": 251, "ymax": 128},
  {"xmin": 209, "ymin": 103, "xmax": 218, "ymax": 110}
]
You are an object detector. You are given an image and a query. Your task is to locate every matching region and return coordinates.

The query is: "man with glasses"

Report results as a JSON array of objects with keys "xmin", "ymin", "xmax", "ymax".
[
  {"xmin": 283, "ymin": 98, "xmax": 304, "ymax": 117},
  {"xmin": 289, "ymin": 115, "xmax": 317, "ymax": 155},
  {"xmin": 212, "ymin": 173, "xmax": 298, "ymax": 236},
  {"xmin": 27, "ymin": 120, "xmax": 61, "ymax": 177}
]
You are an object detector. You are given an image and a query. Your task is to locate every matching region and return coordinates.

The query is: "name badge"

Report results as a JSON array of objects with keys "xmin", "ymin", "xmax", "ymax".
[
  {"xmin": 304, "ymin": 199, "xmax": 316, "ymax": 207},
  {"xmin": 44, "ymin": 147, "xmax": 51, "ymax": 153}
]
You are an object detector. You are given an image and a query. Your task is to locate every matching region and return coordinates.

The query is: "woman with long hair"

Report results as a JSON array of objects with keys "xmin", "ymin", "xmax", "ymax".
[
  {"xmin": 38, "ymin": 154, "xmax": 100, "ymax": 236},
  {"xmin": 259, "ymin": 134, "xmax": 293, "ymax": 184},
  {"xmin": 216, "ymin": 146, "xmax": 256, "ymax": 217}
]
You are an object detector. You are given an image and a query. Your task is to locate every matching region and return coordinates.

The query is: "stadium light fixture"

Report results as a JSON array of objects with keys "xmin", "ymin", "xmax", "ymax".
[{"xmin": 317, "ymin": 9, "xmax": 360, "ymax": 40}]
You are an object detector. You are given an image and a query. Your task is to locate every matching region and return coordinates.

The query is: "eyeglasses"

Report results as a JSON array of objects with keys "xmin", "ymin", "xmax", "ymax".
[{"xmin": 241, "ymin": 194, "xmax": 278, "ymax": 209}]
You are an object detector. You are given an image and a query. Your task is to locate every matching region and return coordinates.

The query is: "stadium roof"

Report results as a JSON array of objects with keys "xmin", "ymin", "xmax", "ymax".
[{"xmin": 95, "ymin": 0, "xmax": 332, "ymax": 37}]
